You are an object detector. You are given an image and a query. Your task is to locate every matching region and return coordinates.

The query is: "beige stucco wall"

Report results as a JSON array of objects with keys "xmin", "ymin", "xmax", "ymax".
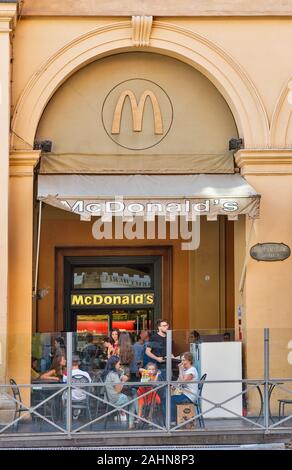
[
  {"xmin": 11, "ymin": 17, "xmax": 292, "ymax": 126},
  {"xmin": 189, "ymin": 217, "xmax": 235, "ymax": 331},
  {"xmin": 11, "ymin": 17, "xmax": 117, "ymax": 109},
  {"xmin": 236, "ymin": 155, "xmax": 292, "ymax": 413}
]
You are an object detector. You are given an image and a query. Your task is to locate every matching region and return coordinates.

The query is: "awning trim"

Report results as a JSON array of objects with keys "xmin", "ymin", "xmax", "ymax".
[{"xmin": 39, "ymin": 152, "xmax": 235, "ymax": 175}]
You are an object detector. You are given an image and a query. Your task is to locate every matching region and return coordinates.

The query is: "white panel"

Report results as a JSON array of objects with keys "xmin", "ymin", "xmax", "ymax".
[{"xmin": 200, "ymin": 342, "xmax": 242, "ymax": 419}]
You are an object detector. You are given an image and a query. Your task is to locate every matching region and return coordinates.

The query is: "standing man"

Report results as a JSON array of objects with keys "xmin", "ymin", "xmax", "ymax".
[
  {"xmin": 145, "ymin": 319, "xmax": 172, "ymax": 424},
  {"xmin": 81, "ymin": 332, "xmax": 98, "ymax": 373},
  {"xmin": 145, "ymin": 319, "xmax": 172, "ymax": 379}
]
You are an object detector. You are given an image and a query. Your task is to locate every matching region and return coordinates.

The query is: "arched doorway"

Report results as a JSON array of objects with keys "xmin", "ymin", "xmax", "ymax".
[{"xmin": 33, "ymin": 51, "xmax": 247, "ymax": 335}]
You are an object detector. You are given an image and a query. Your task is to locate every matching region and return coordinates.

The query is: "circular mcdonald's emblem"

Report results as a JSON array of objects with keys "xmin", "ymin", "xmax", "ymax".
[{"xmin": 102, "ymin": 78, "xmax": 173, "ymax": 150}]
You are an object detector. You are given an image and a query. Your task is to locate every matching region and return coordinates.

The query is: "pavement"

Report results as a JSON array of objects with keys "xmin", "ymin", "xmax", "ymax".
[{"xmin": 0, "ymin": 443, "xmax": 288, "ymax": 450}]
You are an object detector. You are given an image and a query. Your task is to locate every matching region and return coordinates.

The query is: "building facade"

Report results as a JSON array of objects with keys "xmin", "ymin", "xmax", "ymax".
[{"xmin": 1, "ymin": 1, "xmax": 292, "ymax": 415}]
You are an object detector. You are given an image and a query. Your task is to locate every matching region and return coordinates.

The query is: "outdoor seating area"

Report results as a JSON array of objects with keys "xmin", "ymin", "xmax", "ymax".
[{"xmin": 0, "ymin": 327, "xmax": 291, "ymax": 437}]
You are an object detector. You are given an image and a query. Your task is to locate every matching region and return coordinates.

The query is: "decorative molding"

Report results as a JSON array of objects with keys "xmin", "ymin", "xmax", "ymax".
[
  {"xmin": 0, "ymin": 18, "xmax": 11, "ymax": 32},
  {"xmin": 132, "ymin": 16, "xmax": 153, "ymax": 47},
  {"xmin": 270, "ymin": 77, "xmax": 292, "ymax": 147},
  {"xmin": 235, "ymin": 149, "xmax": 292, "ymax": 175},
  {"xmin": 0, "ymin": 3, "xmax": 17, "ymax": 31},
  {"xmin": 11, "ymin": 21, "xmax": 269, "ymax": 149},
  {"xmin": 9, "ymin": 150, "xmax": 41, "ymax": 177},
  {"xmin": 20, "ymin": 0, "xmax": 292, "ymax": 17}
]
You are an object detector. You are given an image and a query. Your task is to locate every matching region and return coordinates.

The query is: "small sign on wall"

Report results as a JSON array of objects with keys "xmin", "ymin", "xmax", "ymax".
[{"xmin": 250, "ymin": 243, "xmax": 291, "ymax": 261}]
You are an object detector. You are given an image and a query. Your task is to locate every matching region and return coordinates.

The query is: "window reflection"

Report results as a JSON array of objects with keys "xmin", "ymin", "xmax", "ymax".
[{"xmin": 73, "ymin": 266, "xmax": 152, "ymax": 289}]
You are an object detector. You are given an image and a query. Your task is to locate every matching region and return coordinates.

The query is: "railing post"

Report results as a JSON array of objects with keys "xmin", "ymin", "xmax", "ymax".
[
  {"xmin": 166, "ymin": 329, "xmax": 172, "ymax": 431},
  {"xmin": 66, "ymin": 332, "xmax": 73, "ymax": 437},
  {"xmin": 263, "ymin": 328, "xmax": 270, "ymax": 430}
]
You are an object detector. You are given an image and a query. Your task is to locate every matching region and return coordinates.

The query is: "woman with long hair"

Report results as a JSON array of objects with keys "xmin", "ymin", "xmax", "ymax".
[
  {"xmin": 50, "ymin": 336, "xmax": 66, "ymax": 362},
  {"xmin": 101, "ymin": 355, "xmax": 121, "ymax": 382},
  {"xmin": 107, "ymin": 329, "xmax": 120, "ymax": 357},
  {"xmin": 118, "ymin": 332, "xmax": 134, "ymax": 379},
  {"xmin": 102, "ymin": 355, "xmax": 136, "ymax": 429},
  {"xmin": 40, "ymin": 354, "xmax": 66, "ymax": 381}
]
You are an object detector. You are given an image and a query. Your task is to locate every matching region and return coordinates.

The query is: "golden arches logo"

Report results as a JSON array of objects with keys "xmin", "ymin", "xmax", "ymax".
[{"xmin": 111, "ymin": 89, "xmax": 163, "ymax": 135}]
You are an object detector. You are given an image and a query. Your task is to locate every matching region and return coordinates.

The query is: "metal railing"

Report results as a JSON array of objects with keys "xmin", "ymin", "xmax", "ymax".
[{"xmin": 0, "ymin": 329, "xmax": 292, "ymax": 437}]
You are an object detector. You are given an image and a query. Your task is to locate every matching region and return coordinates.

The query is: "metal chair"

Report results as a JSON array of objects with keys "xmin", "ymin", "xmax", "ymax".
[
  {"xmin": 103, "ymin": 386, "xmax": 121, "ymax": 429},
  {"xmin": 92, "ymin": 375, "xmax": 105, "ymax": 419},
  {"xmin": 9, "ymin": 379, "xmax": 27, "ymax": 429},
  {"xmin": 70, "ymin": 375, "xmax": 92, "ymax": 422},
  {"xmin": 195, "ymin": 373, "xmax": 207, "ymax": 428},
  {"xmin": 30, "ymin": 385, "xmax": 56, "ymax": 430},
  {"xmin": 278, "ymin": 398, "xmax": 292, "ymax": 420}
]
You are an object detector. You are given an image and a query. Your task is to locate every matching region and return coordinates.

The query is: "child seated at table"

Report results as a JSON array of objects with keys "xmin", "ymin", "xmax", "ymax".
[{"xmin": 137, "ymin": 362, "xmax": 161, "ymax": 419}]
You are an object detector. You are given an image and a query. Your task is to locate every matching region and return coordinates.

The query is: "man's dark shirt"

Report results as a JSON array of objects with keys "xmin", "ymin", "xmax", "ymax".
[{"xmin": 145, "ymin": 333, "xmax": 167, "ymax": 367}]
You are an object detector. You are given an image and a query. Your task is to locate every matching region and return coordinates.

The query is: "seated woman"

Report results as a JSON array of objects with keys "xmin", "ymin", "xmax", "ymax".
[
  {"xmin": 171, "ymin": 352, "xmax": 199, "ymax": 424},
  {"xmin": 101, "ymin": 355, "xmax": 137, "ymax": 429},
  {"xmin": 137, "ymin": 362, "xmax": 161, "ymax": 420},
  {"xmin": 39, "ymin": 354, "xmax": 66, "ymax": 382}
]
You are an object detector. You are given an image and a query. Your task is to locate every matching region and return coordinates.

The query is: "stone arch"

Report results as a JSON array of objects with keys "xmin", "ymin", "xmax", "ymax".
[
  {"xmin": 271, "ymin": 76, "xmax": 292, "ymax": 147},
  {"xmin": 11, "ymin": 20, "xmax": 269, "ymax": 149}
]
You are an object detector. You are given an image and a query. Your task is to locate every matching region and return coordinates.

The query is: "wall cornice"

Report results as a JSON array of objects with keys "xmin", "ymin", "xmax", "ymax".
[
  {"xmin": 0, "ymin": 2, "xmax": 17, "ymax": 31},
  {"xmin": 20, "ymin": 0, "xmax": 292, "ymax": 17},
  {"xmin": 9, "ymin": 150, "xmax": 41, "ymax": 176},
  {"xmin": 235, "ymin": 149, "xmax": 292, "ymax": 175}
]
